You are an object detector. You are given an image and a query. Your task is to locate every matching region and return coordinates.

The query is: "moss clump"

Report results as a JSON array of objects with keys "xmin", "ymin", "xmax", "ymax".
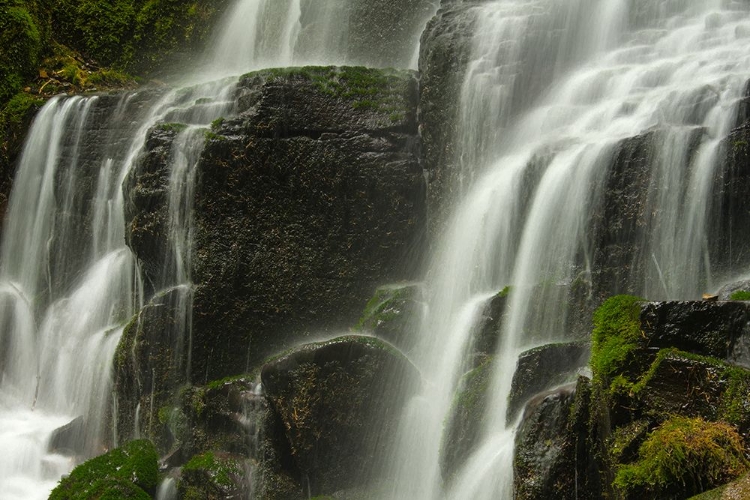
[
  {"xmin": 614, "ymin": 416, "xmax": 749, "ymax": 499},
  {"xmin": 157, "ymin": 122, "xmax": 188, "ymax": 133},
  {"xmin": 182, "ymin": 452, "xmax": 244, "ymax": 491},
  {"xmin": 355, "ymin": 285, "xmax": 413, "ymax": 331},
  {"xmin": 49, "ymin": 439, "xmax": 158, "ymax": 499},
  {"xmin": 730, "ymin": 290, "xmax": 750, "ymax": 301},
  {"xmin": 0, "ymin": 4, "xmax": 43, "ymax": 102},
  {"xmin": 590, "ymin": 295, "xmax": 643, "ymax": 382}
]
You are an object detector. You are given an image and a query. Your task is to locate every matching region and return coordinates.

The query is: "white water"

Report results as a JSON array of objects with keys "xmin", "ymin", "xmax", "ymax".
[
  {"xmin": 0, "ymin": 0, "xmax": 435, "ymax": 497},
  {"xmin": 386, "ymin": 0, "xmax": 750, "ymax": 499}
]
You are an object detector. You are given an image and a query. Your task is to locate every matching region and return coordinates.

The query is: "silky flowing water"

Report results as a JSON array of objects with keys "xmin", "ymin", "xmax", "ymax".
[
  {"xmin": 3, "ymin": 0, "xmax": 750, "ymax": 498},
  {"xmin": 385, "ymin": 1, "xmax": 750, "ymax": 499},
  {"xmin": 0, "ymin": 0, "xmax": 436, "ymax": 497}
]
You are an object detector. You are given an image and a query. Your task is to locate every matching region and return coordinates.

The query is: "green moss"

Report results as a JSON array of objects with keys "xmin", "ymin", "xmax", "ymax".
[
  {"xmin": 49, "ymin": 439, "xmax": 158, "ymax": 499},
  {"xmin": 453, "ymin": 357, "xmax": 493, "ymax": 418},
  {"xmin": 730, "ymin": 290, "xmax": 750, "ymax": 301},
  {"xmin": 210, "ymin": 117, "xmax": 224, "ymax": 130},
  {"xmin": 157, "ymin": 122, "xmax": 188, "ymax": 133},
  {"xmin": 0, "ymin": 5, "xmax": 43, "ymax": 101},
  {"xmin": 590, "ymin": 295, "xmax": 643, "ymax": 382},
  {"xmin": 183, "ymin": 451, "xmax": 243, "ymax": 488},
  {"xmin": 498, "ymin": 285, "xmax": 512, "ymax": 298},
  {"xmin": 355, "ymin": 284, "xmax": 413, "ymax": 331},
  {"xmin": 614, "ymin": 416, "xmax": 748, "ymax": 499}
]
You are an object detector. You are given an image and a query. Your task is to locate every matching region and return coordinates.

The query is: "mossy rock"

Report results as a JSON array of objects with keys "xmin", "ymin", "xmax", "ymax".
[
  {"xmin": 689, "ymin": 472, "xmax": 750, "ymax": 499},
  {"xmin": 614, "ymin": 416, "xmax": 749, "ymax": 499},
  {"xmin": 590, "ymin": 295, "xmax": 644, "ymax": 383},
  {"xmin": 179, "ymin": 451, "xmax": 247, "ymax": 499},
  {"xmin": 49, "ymin": 439, "xmax": 158, "ymax": 499}
]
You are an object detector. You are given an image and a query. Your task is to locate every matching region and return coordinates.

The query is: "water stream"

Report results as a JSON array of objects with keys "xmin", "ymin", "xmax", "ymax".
[
  {"xmin": 0, "ymin": 0, "xmax": 436, "ymax": 497},
  {"xmin": 2, "ymin": 0, "xmax": 750, "ymax": 498},
  {"xmin": 387, "ymin": 0, "xmax": 750, "ymax": 498}
]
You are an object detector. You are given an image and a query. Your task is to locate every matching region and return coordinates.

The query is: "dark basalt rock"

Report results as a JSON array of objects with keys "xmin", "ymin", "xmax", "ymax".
[
  {"xmin": 472, "ymin": 290, "xmax": 508, "ymax": 363},
  {"xmin": 48, "ymin": 416, "xmax": 86, "ymax": 456},
  {"xmin": 637, "ymin": 351, "xmax": 726, "ymax": 421},
  {"xmin": 178, "ymin": 451, "xmax": 248, "ymax": 500},
  {"xmin": 507, "ymin": 341, "xmax": 590, "ymax": 422},
  {"xmin": 114, "ymin": 286, "xmax": 193, "ymax": 450},
  {"xmin": 710, "ymin": 124, "xmax": 750, "ymax": 279},
  {"xmin": 124, "ymin": 66, "xmax": 425, "ymax": 384},
  {"xmin": 260, "ymin": 336, "xmax": 418, "ymax": 497},
  {"xmin": 639, "ymin": 301, "xmax": 750, "ymax": 359},
  {"xmin": 514, "ymin": 384, "xmax": 577, "ymax": 500}
]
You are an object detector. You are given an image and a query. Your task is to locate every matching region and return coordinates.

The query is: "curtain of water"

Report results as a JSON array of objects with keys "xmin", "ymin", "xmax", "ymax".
[
  {"xmin": 0, "ymin": 0, "xmax": 437, "ymax": 496},
  {"xmin": 387, "ymin": 0, "xmax": 750, "ymax": 498}
]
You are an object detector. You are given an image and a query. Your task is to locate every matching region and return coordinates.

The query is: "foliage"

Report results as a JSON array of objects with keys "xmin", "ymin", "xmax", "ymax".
[
  {"xmin": 0, "ymin": 3, "xmax": 43, "ymax": 101},
  {"xmin": 49, "ymin": 439, "xmax": 158, "ymax": 499},
  {"xmin": 614, "ymin": 416, "xmax": 748, "ymax": 499},
  {"xmin": 730, "ymin": 290, "xmax": 750, "ymax": 301},
  {"xmin": 590, "ymin": 294, "xmax": 643, "ymax": 382}
]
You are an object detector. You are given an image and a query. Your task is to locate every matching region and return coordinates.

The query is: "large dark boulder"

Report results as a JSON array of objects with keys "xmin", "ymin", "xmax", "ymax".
[
  {"xmin": 639, "ymin": 301, "xmax": 750, "ymax": 359},
  {"xmin": 260, "ymin": 336, "xmax": 418, "ymax": 497},
  {"xmin": 124, "ymin": 66, "xmax": 424, "ymax": 384}
]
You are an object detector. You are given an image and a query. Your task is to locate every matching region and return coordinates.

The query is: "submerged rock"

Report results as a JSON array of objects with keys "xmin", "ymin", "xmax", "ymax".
[
  {"xmin": 48, "ymin": 416, "xmax": 86, "ymax": 456},
  {"xmin": 260, "ymin": 335, "xmax": 417, "ymax": 497}
]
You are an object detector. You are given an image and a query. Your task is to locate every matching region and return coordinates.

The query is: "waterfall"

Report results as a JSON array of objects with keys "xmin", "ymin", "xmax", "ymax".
[
  {"xmin": 386, "ymin": 0, "xmax": 750, "ymax": 498},
  {"xmin": 0, "ymin": 0, "xmax": 436, "ymax": 497}
]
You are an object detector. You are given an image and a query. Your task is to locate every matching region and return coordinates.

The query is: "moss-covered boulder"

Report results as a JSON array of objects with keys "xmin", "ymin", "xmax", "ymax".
[
  {"xmin": 613, "ymin": 417, "xmax": 749, "ymax": 500},
  {"xmin": 0, "ymin": 3, "xmax": 43, "ymax": 102},
  {"xmin": 260, "ymin": 335, "xmax": 418, "ymax": 496},
  {"xmin": 49, "ymin": 439, "xmax": 158, "ymax": 499},
  {"xmin": 179, "ymin": 451, "xmax": 248, "ymax": 499}
]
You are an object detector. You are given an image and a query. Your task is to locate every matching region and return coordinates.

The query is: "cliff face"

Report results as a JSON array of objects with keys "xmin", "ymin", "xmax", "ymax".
[{"xmin": 116, "ymin": 67, "xmax": 425, "ymax": 447}]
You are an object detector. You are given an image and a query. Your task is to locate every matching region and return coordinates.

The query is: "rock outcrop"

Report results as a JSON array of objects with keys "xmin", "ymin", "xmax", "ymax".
[{"xmin": 123, "ymin": 66, "xmax": 424, "ymax": 387}]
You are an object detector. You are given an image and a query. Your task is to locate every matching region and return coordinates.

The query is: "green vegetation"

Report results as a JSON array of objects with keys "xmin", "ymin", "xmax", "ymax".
[
  {"xmin": 183, "ymin": 451, "xmax": 243, "ymax": 488},
  {"xmin": 590, "ymin": 294, "xmax": 643, "ymax": 382},
  {"xmin": 157, "ymin": 122, "xmax": 188, "ymax": 133},
  {"xmin": 0, "ymin": 3, "xmax": 43, "ymax": 102},
  {"xmin": 49, "ymin": 439, "xmax": 158, "ymax": 499},
  {"xmin": 730, "ymin": 290, "xmax": 750, "ymax": 301},
  {"xmin": 498, "ymin": 285, "xmax": 512, "ymax": 298},
  {"xmin": 614, "ymin": 416, "xmax": 748, "ymax": 499}
]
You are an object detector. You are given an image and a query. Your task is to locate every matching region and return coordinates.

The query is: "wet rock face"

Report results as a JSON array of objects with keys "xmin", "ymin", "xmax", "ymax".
[
  {"xmin": 507, "ymin": 341, "xmax": 590, "ymax": 422},
  {"xmin": 711, "ymin": 123, "xmax": 750, "ymax": 279},
  {"xmin": 260, "ymin": 336, "xmax": 418, "ymax": 497},
  {"xmin": 418, "ymin": 1, "xmax": 478, "ymax": 232},
  {"xmin": 124, "ymin": 67, "xmax": 424, "ymax": 382},
  {"xmin": 514, "ymin": 385, "xmax": 577, "ymax": 500},
  {"xmin": 640, "ymin": 301, "xmax": 750, "ymax": 359}
]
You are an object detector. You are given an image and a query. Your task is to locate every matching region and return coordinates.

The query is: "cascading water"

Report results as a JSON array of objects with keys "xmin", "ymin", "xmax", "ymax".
[
  {"xmin": 0, "ymin": 0, "xmax": 436, "ymax": 497},
  {"xmin": 386, "ymin": 0, "xmax": 750, "ymax": 498}
]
